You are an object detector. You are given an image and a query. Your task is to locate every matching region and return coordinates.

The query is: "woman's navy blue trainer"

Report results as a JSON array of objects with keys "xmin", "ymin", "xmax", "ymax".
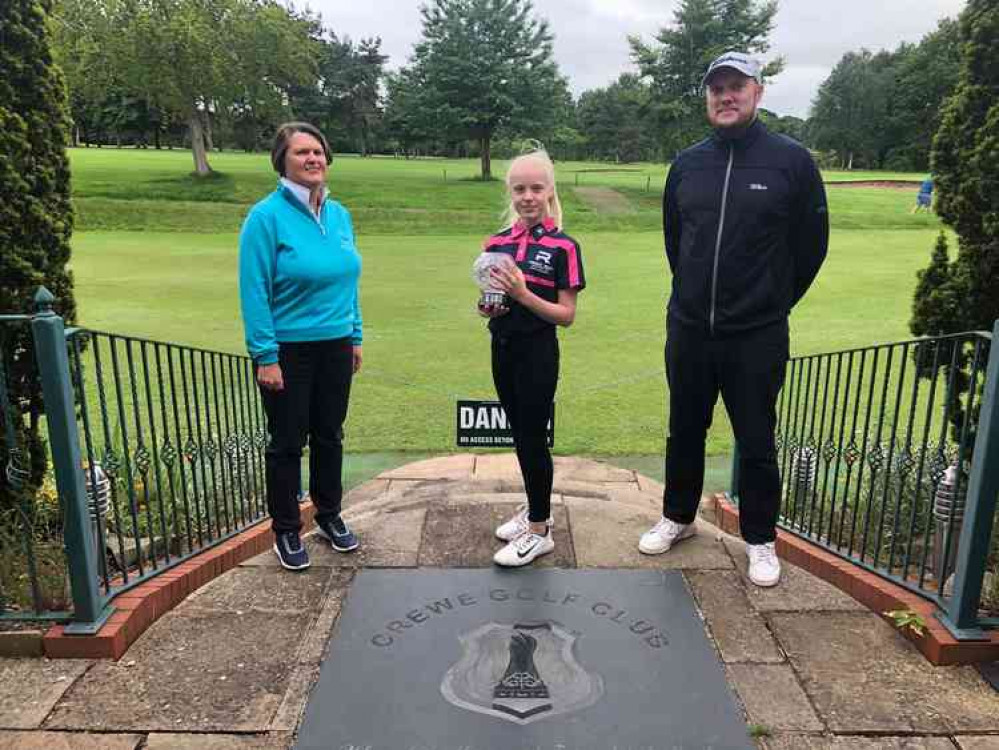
[
  {"xmin": 273, "ymin": 531, "xmax": 310, "ymax": 570},
  {"xmin": 316, "ymin": 517, "xmax": 359, "ymax": 552}
]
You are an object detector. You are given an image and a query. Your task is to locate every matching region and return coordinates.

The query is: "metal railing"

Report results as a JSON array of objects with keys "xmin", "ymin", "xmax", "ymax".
[
  {"xmin": 1, "ymin": 289, "xmax": 268, "ymax": 633},
  {"xmin": 732, "ymin": 325, "xmax": 999, "ymax": 638},
  {"xmin": 1, "ymin": 313, "xmax": 76, "ymax": 623}
]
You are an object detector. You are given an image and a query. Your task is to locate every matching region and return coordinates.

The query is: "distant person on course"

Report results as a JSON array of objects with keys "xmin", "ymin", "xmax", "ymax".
[
  {"xmin": 638, "ymin": 52, "xmax": 829, "ymax": 587},
  {"xmin": 912, "ymin": 177, "xmax": 933, "ymax": 213},
  {"xmin": 478, "ymin": 149, "xmax": 586, "ymax": 567},
  {"xmin": 239, "ymin": 122, "xmax": 363, "ymax": 571}
]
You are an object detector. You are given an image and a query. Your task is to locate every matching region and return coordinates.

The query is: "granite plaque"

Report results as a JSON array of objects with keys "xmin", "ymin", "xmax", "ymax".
[{"xmin": 295, "ymin": 569, "xmax": 753, "ymax": 750}]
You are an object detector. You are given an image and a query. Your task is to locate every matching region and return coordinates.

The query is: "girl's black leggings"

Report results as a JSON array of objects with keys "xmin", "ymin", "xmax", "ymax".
[{"xmin": 491, "ymin": 329, "xmax": 559, "ymax": 523}]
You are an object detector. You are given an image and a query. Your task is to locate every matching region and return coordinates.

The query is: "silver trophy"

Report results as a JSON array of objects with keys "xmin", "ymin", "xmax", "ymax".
[{"xmin": 472, "ymin": 252, "xmax": 516, "ymax": 309}]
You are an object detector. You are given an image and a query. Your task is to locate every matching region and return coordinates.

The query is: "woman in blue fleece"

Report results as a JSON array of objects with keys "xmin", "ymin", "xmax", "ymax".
[{"xmin": 239, "ymin": 122, "xmax": 363, "ymax": 571}]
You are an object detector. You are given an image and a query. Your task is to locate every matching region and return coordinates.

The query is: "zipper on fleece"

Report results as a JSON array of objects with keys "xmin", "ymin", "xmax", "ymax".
[
  {"xmin": 709, "ymin": 144, "xmax": 734, "ymax": 335},
  {"xmin": 282, "ymin": 185, "xmax": 327, "ymax": 236}
]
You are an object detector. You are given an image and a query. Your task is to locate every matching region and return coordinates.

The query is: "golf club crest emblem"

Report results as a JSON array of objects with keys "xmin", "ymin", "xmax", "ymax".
[{"xmin": 440, "ymin": 621, "xmax": 603, "ymax": 724}]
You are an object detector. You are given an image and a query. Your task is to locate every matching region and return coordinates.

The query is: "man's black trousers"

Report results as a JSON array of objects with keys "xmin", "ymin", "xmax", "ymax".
[
  {"xmin": 259, "ymin": 338, "xmax": 353, "ymax": 534},
  {"xmin": 492, "ymin": 329, "xmax": 558, "ymax": 523},
  {"xmin": 664, "ymin": 319, "xmax": 788, "ymax": 544}
]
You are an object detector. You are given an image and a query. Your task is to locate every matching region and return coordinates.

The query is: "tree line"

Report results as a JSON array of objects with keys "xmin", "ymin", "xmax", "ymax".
[{"xmin": 52, "ymin": 0, "xmax": 961, "ymax": 177}]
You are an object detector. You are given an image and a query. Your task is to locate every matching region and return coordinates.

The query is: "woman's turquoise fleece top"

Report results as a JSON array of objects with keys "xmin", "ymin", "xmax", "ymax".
[{"xmin": 239, "ymin": 183, "xmax": 363, "ymax": 365}]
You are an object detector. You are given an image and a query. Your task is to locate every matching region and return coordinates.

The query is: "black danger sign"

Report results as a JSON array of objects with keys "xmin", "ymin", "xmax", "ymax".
[{"xmin": 455, "ymin": 400, "xmax": 554, "ymax": 447}]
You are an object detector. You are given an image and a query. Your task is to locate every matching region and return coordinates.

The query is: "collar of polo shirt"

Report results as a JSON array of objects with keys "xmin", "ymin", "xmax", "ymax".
[{"xmin": 511, "ymin": 216, "xmax": 557, "ymax": 239}]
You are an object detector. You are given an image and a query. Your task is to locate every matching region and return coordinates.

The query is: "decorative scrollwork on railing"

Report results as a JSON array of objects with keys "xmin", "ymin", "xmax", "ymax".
[
  {"xmin": 133, "ymin": 444, "xmax": 151, "ymax": 475},
  {"xmin": 160, "ymin": 440, "xmax": 177, "ymax": 468},
  {"xmin": 822, "ymin": 438, "xmax": 837, "ymax": 463},
  {"xmin": 844, "ymin": 440, "xmax": 860, "ymax": 467},
  {"xmin": 867, "ymin": 442, "xmax": 886, "ymax": 473}
]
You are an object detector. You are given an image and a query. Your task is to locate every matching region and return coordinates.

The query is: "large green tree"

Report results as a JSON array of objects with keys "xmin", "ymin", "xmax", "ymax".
[
  {"xmin": 758, "ymin": 108, "xmax": 807, "ymax": 142},
  {"xmin": 53, "ymin": 0, "xmax": 318, "ymax": 174},
  {"xmin": 396, "ymin": 0, "xmax": 562, "ymax": 180},
  {"xmin": 577, "ymin": 74, "xmax": 658, "ymax": 162},
  {"xmin": 885, "ymin": 19, "xmax": 962, "ymax": 171},
  {"xmin": 809, "ymin": 20, "xmax": 961, "ymax": 171},
  {"xmin": 0, "ymin": 0, "xmax": 77, "ymax": 495},
  {"xmin": 629, "ymin": 0, "xmax": 783, "ymax": 158},
  {"xmin": 809, "ymin": 48, "xmax": 904, "ymax": 169},
  {"xmin": 912, "ymin": 0, "xmax": 999, "ymax": 337},
  {"xmin": 290, "ymin": 33, "xmax": 388, "ymax": 155},
  {"xmin": 910, "ymin": 0, "xmax": 999, "ymax": 446}
]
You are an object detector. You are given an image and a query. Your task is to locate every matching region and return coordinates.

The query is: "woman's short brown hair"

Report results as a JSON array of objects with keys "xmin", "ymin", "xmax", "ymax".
[{"xmin": 270, "ymin": 122, "xmax": 332, "ymax": 176}]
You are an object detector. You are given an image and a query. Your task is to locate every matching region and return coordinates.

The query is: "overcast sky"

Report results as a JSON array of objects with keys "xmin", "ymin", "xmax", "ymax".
[{"xmin": 316, "ymin": 0, "xmax": 966, "ymax": 118}]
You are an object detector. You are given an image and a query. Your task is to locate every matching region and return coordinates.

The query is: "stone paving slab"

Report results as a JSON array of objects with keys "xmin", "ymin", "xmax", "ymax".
[
  {"xmin": 45, "ymin": 611, "xmax": 311, "ymax": 732},
  {"xmin": 269, "ymin": 664, "xmax": 318, "ymax": 732},
  {"xmin": 181, "ymin": 566, "xmax": 333, "ymax": 613},
  {"xmin": 727, "ymin": 663, "xmax": 823, "ymax": 731},
  {"xmin": 144, "ymin": 732, "xmax": 292, "ymax": 749},
  {"xmin": 341, "ymin": 478, "xmax": 390, "ymax": 509},
  {"xmin": 378, "ymin": 454, "xmax": 474, "ymax": 479},
  {"xmin": 359, "ymin": 479, "xmax": 443, "ymax": 503},
  {"xmin": 569, "ymin": 497, "xmax": 733, "ymax": 569},
  {"xmin": 636, "ymin": 473, "xmax": 665, "ymax": 497},
  {"xmin": 294, "ymin": 572, "xmax": 353, "ymax": 666},
  {"xmin": 441, "ymin": 491, "xmax": 564, "ymax": 506},
  {"xmin": 594, "ymin": 486, "xmax": 662, "ymax": 510},
  {"xmin": 439, "ymin": 477, "xmax": 524, "ymax": 497},
  {"xmin": 472, "ymin": 452, "xmax": 523, "ymax": 479},
  {"xmin": 417, "ymin": 501, "xmax": 575, "ymax": 568},
  {"xmin": 764, "ymin": 736, "xmax": 958, "ymax": 750},
  {"xmin": 687, "ymin": 571, "xmax": 784, "ymax": 663},
  {"xmin": 770, "ymin": 611, "xmax": 999, "ymax": 733},
  {"xmin": 551, "ymin": 478, "xmax": 618, "ymax": 499},
  {"xmin": 332, "ymin": 506, "xmax": 426, "ymax": 567},
  {"xmin": 0, "ymin": 730, "xmax": 143, "ymax": 749},
  {"xmin": 552, "ymin": 456, "xmax": 636, "ymax": 483},
  {"xmin": 0, "ymin": 658, "xmax": 91, "ymax": 729},
  {"xmin": 385, "ymin": 478, "xmax": 439, "ymax": 495},
  {"xmin": 956, "ymin": 737, "xmax": 999, "ymax": 750},
  {"xmin": 331, "ymin": 485, "xmax": 441, "ymax": 518},
  {"xmin": 472, "ymin": 455, "xmax": 638, "ymax": 484},
  {"xmin": 241, "ymin": 508, "xmax": 426, "ymax": 569},
  {"xmin": 723, "ymin": 538, "xmax": 866, "ymax": 612}
]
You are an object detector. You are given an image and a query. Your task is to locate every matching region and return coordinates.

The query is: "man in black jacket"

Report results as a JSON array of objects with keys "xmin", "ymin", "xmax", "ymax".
[{"xmin": 638, "ymin": 51, "xmax": 828, "ymax": 587}]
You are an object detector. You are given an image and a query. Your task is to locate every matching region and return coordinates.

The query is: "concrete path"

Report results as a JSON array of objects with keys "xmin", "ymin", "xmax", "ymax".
[{"xmin": 2, "ymin": 454, "xmax": 998, "ymax": 749}]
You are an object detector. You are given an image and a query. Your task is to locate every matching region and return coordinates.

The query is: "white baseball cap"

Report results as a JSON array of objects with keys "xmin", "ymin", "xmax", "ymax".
[{"xmin": 702, "ymin": 51, "xmax": 762, "ymax": 87}]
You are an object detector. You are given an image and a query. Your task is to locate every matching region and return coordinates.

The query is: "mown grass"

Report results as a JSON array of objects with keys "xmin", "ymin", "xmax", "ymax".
[
  {"xmin": 64, "ymin": 148, "xmax": 945, "ymax": 457},
  {"xmin": 69, "ymin": 226, "xmax": 945, "ymax": 455},
  {"xmin": 70, "ymin": 148, "xmax": 936, "ymax": 235}
]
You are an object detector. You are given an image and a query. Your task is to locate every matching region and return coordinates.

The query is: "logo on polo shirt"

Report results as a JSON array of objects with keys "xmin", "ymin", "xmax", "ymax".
[{"xmin": 528, "ymin": 250, "xmax": 553, "ymax": 274}]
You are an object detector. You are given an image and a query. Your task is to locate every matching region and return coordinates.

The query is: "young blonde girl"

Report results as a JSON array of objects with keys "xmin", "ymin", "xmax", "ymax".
[{"xmin": 478, "ymin": 150, "xmax": 586, "ymax": 566}]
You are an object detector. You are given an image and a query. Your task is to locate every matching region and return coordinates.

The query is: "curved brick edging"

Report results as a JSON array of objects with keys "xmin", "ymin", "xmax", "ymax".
[
  {"xmin": 713, "ymin": 492, "xmax": 999, "ymax": 665},
  {"xmin": 42, "ymin": 505, "xmax": 316, "ymax": 660}
]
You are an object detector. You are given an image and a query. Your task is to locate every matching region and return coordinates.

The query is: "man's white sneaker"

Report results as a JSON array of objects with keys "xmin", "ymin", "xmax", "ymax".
[
  {"xmin": 747, "ymin": 542, "xmax": 781, "ymax": 587},
  {"xmin": 638, "ymin": 517, "xmax": 695, "ymax": 555},
  {"xmin": 495, "ymin": 506, "xmax": 553, "ymax": 542},
  {"xmin": 493, "ymin": 531, "xmax": 555, "ymax": 567}
]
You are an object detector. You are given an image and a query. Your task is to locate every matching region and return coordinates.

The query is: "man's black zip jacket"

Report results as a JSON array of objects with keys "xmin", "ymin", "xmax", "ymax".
[{"xmin": 663, "ymin": 119, "xmax": 828, "ymax": 335}]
